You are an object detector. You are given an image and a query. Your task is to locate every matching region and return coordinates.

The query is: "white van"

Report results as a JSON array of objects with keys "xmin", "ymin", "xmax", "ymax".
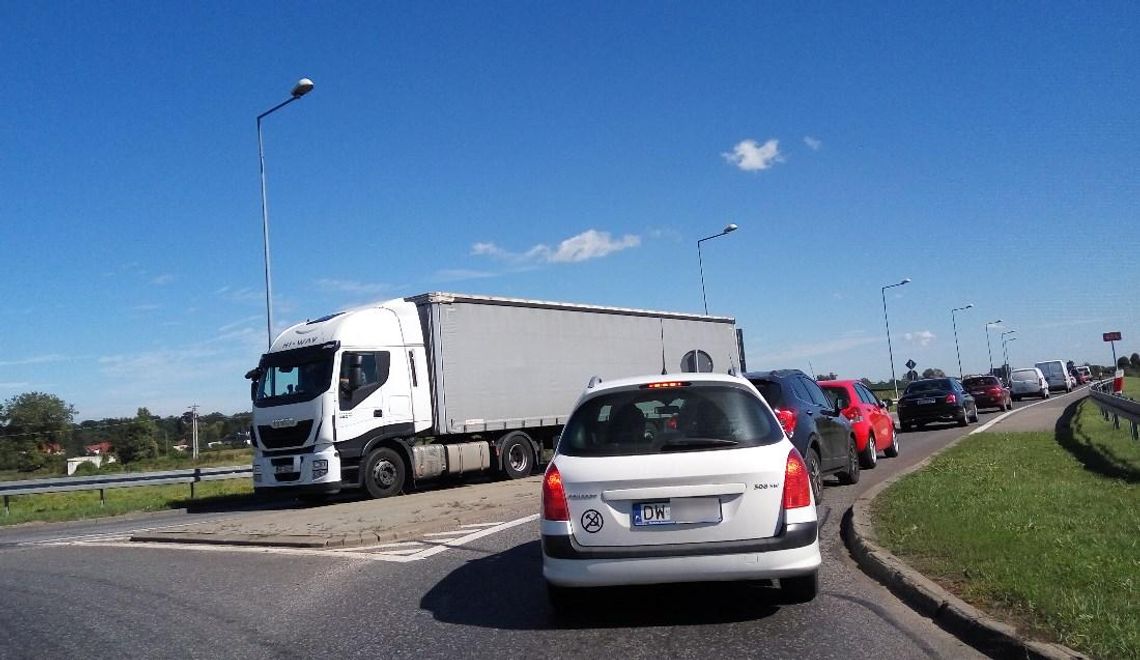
[{"xmin": 1034, "ymin": 360, "xmax": 1072, "ymax": 392}]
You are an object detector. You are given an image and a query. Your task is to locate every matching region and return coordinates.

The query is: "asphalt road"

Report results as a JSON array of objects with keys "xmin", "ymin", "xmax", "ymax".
[{"xmin": 0, "ymin": 390, "xmax": 1085, "ymax": 659}]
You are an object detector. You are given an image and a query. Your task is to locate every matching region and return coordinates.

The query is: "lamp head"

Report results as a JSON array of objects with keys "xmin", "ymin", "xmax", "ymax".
[
  {"xmin": 723, "ymin": 223, "xmax": 738, "ymax": 234},
  {"xmin": 292, "ymin": 78, "xmax": 315, "ymax": 98}
]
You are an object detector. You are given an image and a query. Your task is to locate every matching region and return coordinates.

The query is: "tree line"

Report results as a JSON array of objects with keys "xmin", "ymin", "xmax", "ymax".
[{"xmin": 0, "ymin": 391, "xmax": 251, "ymax": 472}]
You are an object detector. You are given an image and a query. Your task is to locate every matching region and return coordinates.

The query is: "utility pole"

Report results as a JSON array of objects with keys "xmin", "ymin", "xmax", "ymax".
[{"xmin": 188, "ymin": 405, "xmax": 200, "ymax": 460}]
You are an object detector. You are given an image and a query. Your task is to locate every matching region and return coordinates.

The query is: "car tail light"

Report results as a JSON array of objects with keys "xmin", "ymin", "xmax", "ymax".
[
  {"xmin": 783, "ymin": 449, "xmax": 812, "ymax": 509},
  {"xmin": 843, "ymin": 408, "xmax": 863, "ymax": 423},
  {"xmin": 774, "ymin": 408, "xmax": 798, "ymax": 437},
  {"xmin": 989, "ymin": 387, "xmax": 1002, "ymax": 396},
  {"xmin": 945, "ymin": 393, "xmax": 957, "ymax": 404},
  {"xmin": 542, "ymin": 464, "xmax": 569, "ymax": 521}
]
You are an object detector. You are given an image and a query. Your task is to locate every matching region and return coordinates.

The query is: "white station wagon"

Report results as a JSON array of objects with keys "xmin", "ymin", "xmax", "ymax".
[{"xmin": 541, "ymin": 373, "xmax": 821, "ymax": 610}]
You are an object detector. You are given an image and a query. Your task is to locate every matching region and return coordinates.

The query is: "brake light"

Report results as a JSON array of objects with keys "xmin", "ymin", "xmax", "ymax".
[
  {"xmin": 542, "ymin": 464, "xmax": 569, "ymax": 521},
  {"xmin": 989, "ymin": 387, "xmax": 1002, "ymax": 396},
  {"xmin": 843, "ymin": 408, "xmax": 863, "ymax": 423},
  {"xmin": 642, "ymin": 381, "xmax": 691, "ymax": 389},
  {"xmin": 775, "ymin": 408, "xmax": 798, "ymax": 437},
  {"xmin": 945, "ymin": 394, "xmax": 957, "ymax": 404},
  {"xmin": 783, "ymin": 449, "xmax": 812, "ymax": 509}
]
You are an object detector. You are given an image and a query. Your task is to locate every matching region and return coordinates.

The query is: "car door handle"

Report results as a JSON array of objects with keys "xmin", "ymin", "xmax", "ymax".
[
  {"xmin": 805, "ymin": 409, "xmax": 815, "ymax": 416},
  {"xmin": 373, "ymin": 409, "xmax": 384, "ymax": 418}
]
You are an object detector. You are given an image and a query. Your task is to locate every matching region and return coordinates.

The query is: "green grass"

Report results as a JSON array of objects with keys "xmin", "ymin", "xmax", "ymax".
[
  {"xmin": 1, "ymin": 479, "xmax": 254, "ymax": 527},
  {"xmin": 873, "ymin": 399, "xmax": 1140, "ymax": 658},
  {"xmin": 0, "ymin": 449, "xmax": 252, "ymax": 482}
]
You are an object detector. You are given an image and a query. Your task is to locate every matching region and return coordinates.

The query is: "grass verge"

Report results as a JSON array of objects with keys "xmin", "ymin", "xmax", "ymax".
[
  {"xmin": 872, "ymin": 399, "xmax": 1140, "ymax": 658},
  {"xmin": 1, "ymin": 479, "xmax": 254, "ymax": 527}
]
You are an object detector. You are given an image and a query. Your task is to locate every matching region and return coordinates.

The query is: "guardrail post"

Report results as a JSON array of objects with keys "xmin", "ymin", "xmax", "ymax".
[
  {"xmin": 191, "ymin": 468, "xmax": 200, "ymax": 499},
  {"xmin": 100, "ymin": 488, "xmax": 105, "ymax": 507},
  {"xmin": 1132, "ymin": 420, "xmax": 1139, "ymax": 442},
  {"xmin": 1114, "ymin": 413, "xmax": 1120, "ymax": 430},
  {"xmin": 3, "ymin": 495, "xmax": 9, "ymax": 516}
]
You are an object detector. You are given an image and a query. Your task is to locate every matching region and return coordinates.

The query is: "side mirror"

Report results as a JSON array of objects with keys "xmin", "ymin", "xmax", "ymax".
[{"xmin": 883, "ymin": 398, "xmax": 893, "ymax": 409}]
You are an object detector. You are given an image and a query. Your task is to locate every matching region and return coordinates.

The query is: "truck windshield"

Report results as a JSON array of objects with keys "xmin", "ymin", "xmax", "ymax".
[{"xmin": 255, "ymin": 344, "xmax": 337, "ymax": 407}]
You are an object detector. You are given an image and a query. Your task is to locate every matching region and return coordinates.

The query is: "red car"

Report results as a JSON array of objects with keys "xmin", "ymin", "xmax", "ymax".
[
  {"xmin": 819, "ymin": 380, "xmax": 899, "ymax": 469},
  {"xmin": 962, "ymin": 375, "xmax": 1013, "ymax": 411}
]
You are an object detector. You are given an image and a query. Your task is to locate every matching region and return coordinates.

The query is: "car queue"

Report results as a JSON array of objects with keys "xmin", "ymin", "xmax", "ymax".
[{"xmin": 540, "ymin": 355, "xmax": 1088, "ymax": 611}]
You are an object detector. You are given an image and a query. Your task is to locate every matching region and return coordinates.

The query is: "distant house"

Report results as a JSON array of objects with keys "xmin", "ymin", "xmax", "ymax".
[
  {"xmin": 38, "ymin": 442, "xmax": 65, "ymax": 456},
  {"xmin": 85, "ymin": 441, "xmax": 114, "ymax": 456}
]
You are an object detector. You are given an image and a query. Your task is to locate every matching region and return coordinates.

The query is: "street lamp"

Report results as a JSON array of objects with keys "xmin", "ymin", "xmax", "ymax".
[
  {"xmin": 1002, "ymin": 336, "xmax": 1018, "ymax": 384},
  {"xmin": 984, "ymin": 319, "xmax": 1003, "ymax": 375},
  {"xmin": 951, "ymin": 303, "xmax": 974, "ymax": 378},
  {"xmin": 257, "ymin": 77, "xmax": 315, "ymax": 348},
  {"xmin": 697, "ymin": 223, "xmax": 738, "ymax": 315},
  {"xmin": 881, "ymin": 277, "xmax": 912, "ymax": 401}
]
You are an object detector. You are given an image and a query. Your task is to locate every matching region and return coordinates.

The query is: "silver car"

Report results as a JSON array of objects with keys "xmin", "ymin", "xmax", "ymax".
[{"xmin": 1010, "ymin": 368, "xmax": 1049, "ymax": 400}]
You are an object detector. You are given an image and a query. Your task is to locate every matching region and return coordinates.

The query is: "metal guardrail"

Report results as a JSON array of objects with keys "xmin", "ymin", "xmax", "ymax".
[
  {"xmin": 0, "ymin": 465, "xmax": 251, "ymax": 515},
  {"xmin": 1089, "ymin": 378, "xmax": 1140, "ymax": 440}
]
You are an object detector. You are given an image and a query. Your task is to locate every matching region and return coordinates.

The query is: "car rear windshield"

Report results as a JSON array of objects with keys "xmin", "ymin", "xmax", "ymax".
[
  {"xmin": 557, "ymin": 385, "xmax": 784, "ymax": 457},
  {"xmin": 1012, "ymin": 370, "xmax": 1037, "ymax": 382},
  {"xmin": 747, "ymin": 379, "xmax": 785, "ymax": 408},
  {"xmin": 904, "ymin": 379, "xmax": 952, "ymax": 395},
  {"xmin": 963, "ymin": 377, "xmax": 998, "ymax": 388}
]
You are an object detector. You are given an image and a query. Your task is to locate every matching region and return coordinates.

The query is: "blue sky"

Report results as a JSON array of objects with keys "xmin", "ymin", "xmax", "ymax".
[{"xmin": 2, "ymin": 2, "xmax": 1137, "ymax": 419}]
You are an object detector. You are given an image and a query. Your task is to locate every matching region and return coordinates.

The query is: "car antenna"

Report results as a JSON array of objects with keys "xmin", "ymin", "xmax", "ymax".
[
  {"xmin": 807, "ymin": 360, "xmax": 816, "ymax": 379},
  {"xmin": 659, "ymin": 319, "xmax": 668, "ymax": 375}
]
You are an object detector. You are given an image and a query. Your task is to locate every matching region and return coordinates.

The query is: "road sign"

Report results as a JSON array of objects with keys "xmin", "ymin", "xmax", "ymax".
[
  {"xmin": 1103, "ymin": 331, "xmax": 1122, "ymax": 342},
  {"xmin": 905, "ymin": 359, "xmax": 917, "ymax": 370},
  {"xmin": 905, "ymin": 370, "xmax": 919, "ymax": 381}
]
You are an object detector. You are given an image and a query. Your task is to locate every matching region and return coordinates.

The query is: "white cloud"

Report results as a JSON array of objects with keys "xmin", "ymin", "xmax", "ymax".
[
  {"xmin": 432, "ymin": 269, "xmax": 498, "ymax": 283},
  {"xmin": 314, "ymin": 279, "xmax": 390, "ymax": 295},
  {"xmin": 903, "ymin": 330, "xmax": 937, "ymax": 347},
  {"xmin": 216, "ymin": 286, "xmax": 263, "ymax": 304},
  {"xmin": 472, "ymin": 229, "xmax": 641, "ymax": 265},
  {"xmin": 722, "ymin": 138, "xmax": 783, "ymax": 172},
  {"xmin": 152, "ymin": 274, "xmax": 174, "ymax": 285},
  {"xmin": 0, "ymin": 354, "xmax": 69, "ymax": 367},
  {"xmin": 803, "ymin": 136, "xmax": 822, "ymax": 151},
  {"xmin": 0, "ymin": 382, "xmax": 31, "ymax": 390}
]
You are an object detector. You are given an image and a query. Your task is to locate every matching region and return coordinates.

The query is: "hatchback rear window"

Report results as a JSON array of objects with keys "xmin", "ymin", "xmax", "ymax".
[
  {"xmin": 747, "ymin": 379, "xmax": 785, "ymax": 408},
  {"xmin": 904, "ymin": 379, "xmax": 952, "ymax": 395},
  {"xmin": 1012, "ymin": 370, "xmax": 1038, "ymax": 381},
  {"xmin": 962, "ymin": 377, "xmax": 998, "ymax": 388},
  {"xmin": 557, "ymin": 385, "xmax": 784, "ymax": 457}
]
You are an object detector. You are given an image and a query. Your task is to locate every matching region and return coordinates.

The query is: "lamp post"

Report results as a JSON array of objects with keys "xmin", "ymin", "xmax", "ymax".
[
  {"xmin": 697, "ymin": 223, "xmax": 738, "ymax": 315},
  {"xmin": 1002, "ymin": 336, "xmax": 1018, "ymax": 384},
  {"xmin": 257, "ymin": 77, "xmax": 315, "ymax": 348},
  {"xmin": 881, "ymin": 278, "xmax": 912, "ymax": 401},
  {"xmin": 984, "ymin": 319, "xmax": 1003, "ymax": 375},
  {"xmin": 951, "ymin": 303, "xmax": 973, "ymax": 378}
]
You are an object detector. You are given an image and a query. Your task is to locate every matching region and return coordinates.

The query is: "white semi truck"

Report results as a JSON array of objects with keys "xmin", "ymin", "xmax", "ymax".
[{"xmin": 246, "ymin": 292, "xmax": 742, "ymax": 498}]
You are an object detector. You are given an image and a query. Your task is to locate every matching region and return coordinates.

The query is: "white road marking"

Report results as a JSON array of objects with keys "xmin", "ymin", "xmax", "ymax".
[
  {"xmin": 458, "ymin": 522, "xmax": 503, "ymax": 528},
  {"xmin": 968, "ymin": 387, "xmax": 1083, "ymax": 436},
  {"xmin": 50, "ymin": 513, "xmax": 542, "ymax": 563},
  {"xmin": 421, "ymin": 530, "xmax": 473, "ymax": 538}
]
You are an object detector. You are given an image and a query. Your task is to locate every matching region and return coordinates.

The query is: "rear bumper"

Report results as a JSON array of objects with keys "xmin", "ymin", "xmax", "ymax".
[
  {"xmin": 542, "ymin": 522, "xmax": 820, "ymax": 587},
  {"xmin": 972, "ymin": 395, "xmax": 1004, "ymax": 408},
  {"xmin": 898, "ymin": 405, "xmax": 965, "ymax": 424}
]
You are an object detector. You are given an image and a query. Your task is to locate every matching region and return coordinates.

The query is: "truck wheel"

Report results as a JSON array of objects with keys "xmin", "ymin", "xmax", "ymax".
[
  {"xmin": 500, "ymin": 432, "xmax": 534, "ymax": 479},
  {"xmin": 363, "ymin": 446, "xmax": 405, "ymax": 498}
]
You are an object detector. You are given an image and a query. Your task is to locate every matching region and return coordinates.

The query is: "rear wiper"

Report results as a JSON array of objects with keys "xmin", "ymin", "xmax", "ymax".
[{"xmin": 660, "ymin": 438, "xmax": 739, "ymax": 451}]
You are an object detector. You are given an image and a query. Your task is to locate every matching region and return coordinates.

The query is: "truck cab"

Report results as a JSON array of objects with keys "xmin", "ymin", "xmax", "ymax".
[{"xmin": 248, "ymin": 301, "xmax": 431, "ymax": 495}]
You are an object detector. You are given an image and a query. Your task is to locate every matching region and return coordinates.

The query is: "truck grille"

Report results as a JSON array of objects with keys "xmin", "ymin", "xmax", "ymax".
[{"xmin": 256, "ymin": 420, "xmax": 314, "ymax": 450}]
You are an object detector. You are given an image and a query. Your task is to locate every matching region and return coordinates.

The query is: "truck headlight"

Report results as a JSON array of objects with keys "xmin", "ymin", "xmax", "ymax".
[{"xmin": 312, "ymin": 459, "xmax": 328, "ymax": 479}]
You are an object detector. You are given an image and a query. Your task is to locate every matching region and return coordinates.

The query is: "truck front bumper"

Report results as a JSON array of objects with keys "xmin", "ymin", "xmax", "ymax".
[{"xmin": 252, "ymin": 444, "xmax": 341, "ymax": 491}]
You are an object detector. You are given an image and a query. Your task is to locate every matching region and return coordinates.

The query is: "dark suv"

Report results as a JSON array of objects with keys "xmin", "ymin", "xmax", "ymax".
[{"xmin": 744, "ymin": 369, "xmax": 859, "ymax": 501}]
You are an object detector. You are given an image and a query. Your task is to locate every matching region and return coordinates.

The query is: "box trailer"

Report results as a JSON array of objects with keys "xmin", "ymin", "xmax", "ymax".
[{"xmin": 246, "ymin": 292, "xmax": 741, "ymax": 498}]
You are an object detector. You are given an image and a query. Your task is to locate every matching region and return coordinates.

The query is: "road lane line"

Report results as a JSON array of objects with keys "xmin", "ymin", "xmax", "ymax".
[
  {"xmin": 409, "ymin": 513, "xmax": 539, "ymax": 560},
  {"xmin": 968, "ymin": 387, "xmax": 1084, "ymax": 436}
]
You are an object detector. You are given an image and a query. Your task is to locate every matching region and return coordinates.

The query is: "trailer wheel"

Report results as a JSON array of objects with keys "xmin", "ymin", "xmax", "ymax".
[
  {"xmin": 500, "ymin": 432, "xmax": 534, "ymax": 479},
  {"xmin": 363, "ymin": 446, "xmax": 405, "ymax": 498}
]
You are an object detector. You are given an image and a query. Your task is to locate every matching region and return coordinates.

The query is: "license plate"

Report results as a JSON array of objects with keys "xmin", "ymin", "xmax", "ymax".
[
  {"xmin": 633, "ymin": 502, "xmax": 671, "ymax": 526},
  {"xmin": 632, "ymin": 497, "xmax": 721, "ymax": 526},
  {"xmin": 274, "ymin": 464, "xmax": 295, "ymax": 474},
  {"xmin": 916, "ymin": 397, "xmax": 935, "ymax": 405}
]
